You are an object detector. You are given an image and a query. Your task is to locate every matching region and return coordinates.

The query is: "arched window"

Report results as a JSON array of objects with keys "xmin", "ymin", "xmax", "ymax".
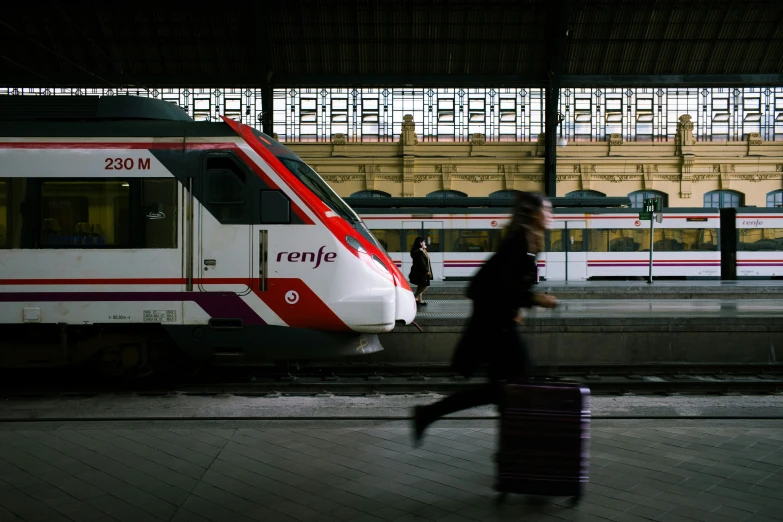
[
  {"xmin": 767, "ymin": 190, "xmax": 783, "ymax": 208},
  {"xmin": 489, "ymin": 190, "xmax": 523, "ymax": 199},
  {"xmin": 628, "ymin": 190, "xmax": 669, "ymax": 209},
  {"xmin": 566, "ymin": 190, "xmax": 606, "ymax": 198},
  {"xmin": 427, "ymin": 190, "xmax": 467, "ymax": 198},
  {"xmin": 704, "ymin": 190, "xmax": 744, "ymax": 208},
  {"xmin": 350, "ymin": 190, "xmax": 391, "ymax": 198}
]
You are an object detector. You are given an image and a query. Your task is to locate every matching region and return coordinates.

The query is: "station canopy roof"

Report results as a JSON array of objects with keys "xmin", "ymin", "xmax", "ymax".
[{"xmin": 2, "ymin": 0, "xmax": 782, "ymax": 88}]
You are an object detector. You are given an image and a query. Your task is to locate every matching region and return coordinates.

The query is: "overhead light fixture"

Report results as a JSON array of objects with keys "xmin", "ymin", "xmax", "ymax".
[
  {"xmin": 121, "ymin": 183, "xmax": 129, "ymax": 187},
  {"xmin": 557, "ymin": 137, "xmax": 568, "ymax": 147}
]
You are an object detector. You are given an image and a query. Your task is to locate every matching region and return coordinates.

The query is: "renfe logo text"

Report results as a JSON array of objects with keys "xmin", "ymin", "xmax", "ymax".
[
  {"xmin": 277, "ymin": 246, "xmax": 336, "ymax": 268},
  {"xmin": 742, "ymin": 219, "xmax": 764, "ymax": 227}
]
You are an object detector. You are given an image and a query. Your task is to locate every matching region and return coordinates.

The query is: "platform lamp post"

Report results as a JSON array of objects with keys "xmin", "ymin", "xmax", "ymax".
[{"xmin": 640, "ymin": 197, "xmax": 663, "ymax": 284}]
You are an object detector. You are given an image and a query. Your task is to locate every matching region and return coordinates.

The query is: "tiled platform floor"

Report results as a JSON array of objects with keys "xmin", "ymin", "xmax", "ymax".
[{"xmin": 0, "ymin": 419, "xmax": 782, "ymax": 522}]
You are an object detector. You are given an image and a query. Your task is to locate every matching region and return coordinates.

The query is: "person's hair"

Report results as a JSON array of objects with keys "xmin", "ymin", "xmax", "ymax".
[
  {"xmin": 503, "ymin": 191, "xmax": 549, "ymax": 248},
  {"xmin": 410, "ymin": 236, "xmax": 425, "ymax": 254}
]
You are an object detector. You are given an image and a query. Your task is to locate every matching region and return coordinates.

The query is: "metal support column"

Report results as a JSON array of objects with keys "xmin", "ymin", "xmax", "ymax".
[
  {"xmin": 544, "ymin": 86, "xmax": 559, "ymax": 197},
  {"xmin": 261, "ymin": 81, "xmax": 274, "ymax": 136},
  {"xmin": 543, "ymin": 0, "xmax": 572, "ymax": 198}
]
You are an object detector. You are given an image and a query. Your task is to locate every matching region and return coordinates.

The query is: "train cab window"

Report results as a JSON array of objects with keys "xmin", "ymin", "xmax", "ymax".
[
  {"xmin": 40, "ymin": 180, "xmax": 130, "ymax": 248},
  {"xmin": 0, "ymin": 180, "xmax": 7, "ymax": 248},
  {"xmin": 204, "ymin": 155, "xmax": 248, "ymax": 223}
]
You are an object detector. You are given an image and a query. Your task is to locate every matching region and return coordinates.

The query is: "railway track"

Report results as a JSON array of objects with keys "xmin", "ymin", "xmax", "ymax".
[{"xmin": 1, "ymin": 363, "xmax": 782, "ymax": 397}]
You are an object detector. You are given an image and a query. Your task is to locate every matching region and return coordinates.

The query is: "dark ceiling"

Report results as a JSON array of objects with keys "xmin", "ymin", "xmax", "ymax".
[{"xmin": 2, "ymin": 0, "xmax": 783, "ymax": 88}]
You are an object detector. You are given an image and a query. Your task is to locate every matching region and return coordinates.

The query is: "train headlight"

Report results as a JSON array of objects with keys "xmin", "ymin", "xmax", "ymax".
[
  {"xmin": 371, "ymin": 255, "xmax": 390, "ymax": 273},
  {"xmin": 345, "ymin": 235, "xmax": 367, "ymax": 253}
]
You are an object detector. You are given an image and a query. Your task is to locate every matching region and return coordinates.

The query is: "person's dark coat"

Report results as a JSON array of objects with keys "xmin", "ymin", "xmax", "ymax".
[
  {"xmin": 409, "ymin": 247, "xmax": 432, "ymax": 287},
  {"xmin": 452, "ymin": 228, "xmax": 538, "ymax": 380}
]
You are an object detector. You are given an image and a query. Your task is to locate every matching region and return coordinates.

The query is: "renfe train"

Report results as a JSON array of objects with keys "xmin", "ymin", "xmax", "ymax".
[
  {"xmin": 347, "ymin": 197, "xmax": 783, "ymax": 281},
  {"xmin": 0, "ymin": 96, "xmax": 416, "ymax": 373}
]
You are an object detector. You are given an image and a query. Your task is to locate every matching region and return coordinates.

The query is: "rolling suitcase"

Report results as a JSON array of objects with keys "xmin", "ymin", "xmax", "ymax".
[{"xmin": 495, "ymin": 379, "xmax": 591, "ymax": 505}]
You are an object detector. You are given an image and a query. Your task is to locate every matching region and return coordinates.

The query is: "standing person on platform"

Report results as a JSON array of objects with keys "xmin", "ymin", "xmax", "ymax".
[
  {"xmin": 411, "ymin": 191, "xmax": 558, "ymax": 445},
  {"xmin": 409, "ymin": 236, "xmax": 432, "ymax": 307}
]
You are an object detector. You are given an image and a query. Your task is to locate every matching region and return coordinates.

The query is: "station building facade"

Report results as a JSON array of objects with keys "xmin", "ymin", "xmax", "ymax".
[{"xmin": 6, "ymin": 86, "xmax": 783, "ymax": 208}]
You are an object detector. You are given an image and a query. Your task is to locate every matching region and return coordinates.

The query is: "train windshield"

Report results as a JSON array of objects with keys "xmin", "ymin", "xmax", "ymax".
[{"xmin": 249, "ymin": 129, "xmax": 359, "ymax": 224}]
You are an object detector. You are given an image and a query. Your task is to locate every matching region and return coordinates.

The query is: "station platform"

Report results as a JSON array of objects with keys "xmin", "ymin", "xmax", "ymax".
[
  {"xmin": 424, "ymin": 280, "xmax": 783, "ymax": 300},
  {"xmin": 376, "ymin": 298, "xmax": 783, "ymax": 365},
  {"xmin": 1, "ymin": 395, "xmax": 782, "ymax": 522}
]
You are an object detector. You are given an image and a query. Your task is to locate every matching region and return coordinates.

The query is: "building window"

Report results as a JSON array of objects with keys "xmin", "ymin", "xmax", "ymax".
[
  {"xmin": 489, "ymin": 190, "xmax": 522, "ymax": 199},
  {"xmin": 350, "ymin": 190, "xmax": 391, "ymax": 198},
  {"xmin": 566, "ymin": 190, "xmax": 606, "ymax": 198},
  {"xmin": 704, "ymin": 190, "xmax": 744, "ymax": 208},
  {"xmin": 427, "ymin": 190, "xmax": 467, "ymax": 198},
  {"xmin": 628, "ymin": 190, "xmax": 669, "ymax": 209},
  {"xmin": 767, "ymin": 190, "xmax": 783, "ymax": 208}
]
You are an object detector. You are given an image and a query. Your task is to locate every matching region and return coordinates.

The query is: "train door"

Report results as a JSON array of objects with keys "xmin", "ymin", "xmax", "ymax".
[
  {"xmin": 544, "ymin": 219, "xmax": 587, "ymax": 281},
  {"xmin": 197, "ymin": 152, "xmax": 254, "ymax": 294},
  {"xmin": 401, "ymin": 220, "xmax": 444, "ymax": 281}
]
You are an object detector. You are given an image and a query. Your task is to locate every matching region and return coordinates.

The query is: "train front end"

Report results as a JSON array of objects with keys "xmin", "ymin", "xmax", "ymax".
[{"xmin": 231, "ymin": 120, "xmax": 417, "ymax": 336}]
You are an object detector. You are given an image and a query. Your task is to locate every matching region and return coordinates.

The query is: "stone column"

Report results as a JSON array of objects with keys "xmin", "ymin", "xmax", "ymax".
[{"xmin": 399, "ymin": 114, "xmax": 418, "ymax": 197}]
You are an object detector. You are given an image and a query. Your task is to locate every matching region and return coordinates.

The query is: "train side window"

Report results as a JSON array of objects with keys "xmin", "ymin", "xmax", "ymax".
[
  {"xmin": 444, "ymin": 229, "xmax": 502, "ymax": 253},
  {"xmin": 739, "ymin": 228, "xmax": 783, "ymax": 251},
  {"xmin": 204, "ymin": 155, "xmax": 248, "ymax": 223},
  {"xmin": 370, "ymin": 229, "xmax": 402, "ymax": 252},
  {"xmin": 40, "ymin": 180, "xmax": 130, "ymax": 248},
  {"xmin": 588, "ymin": 230, "xmax": 609, "ymax": 252},
  {"xmin": 424, "ymin": 229, "xmax": 441, "ymax": 252},
  {"xmin": 0, "ymin": 180, "xmax": 7, "ymax": 248}
]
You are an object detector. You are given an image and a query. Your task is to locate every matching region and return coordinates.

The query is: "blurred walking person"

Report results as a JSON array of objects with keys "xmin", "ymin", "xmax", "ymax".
[{"xmin": 412, "ymin": 191, "xmax": 557, "ymax": 444}]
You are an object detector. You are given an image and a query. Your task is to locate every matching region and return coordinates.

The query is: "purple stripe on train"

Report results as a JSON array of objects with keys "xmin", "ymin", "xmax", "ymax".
[{"xmin": 0, "ymin": 292, "xmax": 266, "ymax": 325}]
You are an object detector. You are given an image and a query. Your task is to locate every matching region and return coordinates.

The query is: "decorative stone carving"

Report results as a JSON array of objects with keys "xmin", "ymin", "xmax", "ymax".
[
  {"xmin": 658, "ymin": 175, "xmax": 680, "ymax": 182},
  {"xmin": 414, "ymin": 175, "xmax": 440, "ymax": 183},
  {"xmin": 740, "ymin": 174, "xmax": 775, "ymax": 182},
  {"xmin": 556, "ymin": 175, "xmax": 579, "ymax": 181},
  {"xmin": 376, "ymin": 175, "xmax": 403, "ymax": 184},
  {"xmin": 323, "ymin": 175, "xmax": 363, "ymax": 183},
  {"xmin": 358, "ymin": 165, "xmax": 381, "ymax": 174},
  {"xmin": 636, "ymin": 165, "xmax": 644, "ymax": 173},
  {"xmin": 679, "ymin": 192, "xmax": 692, "ymax": 199},
  {"xmin": 609, "ymin": 133, "xmax": 623, "ymax": 146},
  {"xmin": 595, "ymin": 175, "xmax": 638, "ymax": 183},
  {"xmin": 435, "ymin": 165, "xmax": 458, "ymax": 174},
  {"xmin": 455, "ymin": 175, "xmax": 502, "ymax": 183},
  {"xmin": 516, "ymin": 174, "xmax": 544, "ymax": 181},
  {"xmin": 470, "ymin": 133, "xmax": 486, "ymax": 146},
  {"xmin": 332, "ymin": 133, "xmax": 347, "ymax": 145},
  {"xmin": 777, "ymin": 165, "xmax": 783, "ymax": 172},
  {"xmin": 748, "ymin": 132, "xmax": 763, "ymax": 146},
  {"xmin": 400, "ymin": 114, "xmax": 418, "ymax": 147},
  {"xmin": 675, "ymin": 114, "xmax": 696, "ymax": 155}
]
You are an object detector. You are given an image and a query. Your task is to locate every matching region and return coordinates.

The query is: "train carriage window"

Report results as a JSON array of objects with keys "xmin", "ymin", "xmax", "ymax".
[
  {"xmin": 204, "ymin": 155, "xmax": 248, "ymax": 223},
  {"xmin": 0, "ymin": 180, "xmax": 7, "ymax": 248},
  {"xmin": 424, "ymin": 229, "xmax": 441, "ymax": 252},
  {"xmin": 40, "ymin": 180, "xmax": 130, "ymax": 248},
  {"xmin": 369, "ymin": 229, "xmax": 402, "ymax": 252},
  {"xmin": 739, "ymin": 228, "xmax": 783, "ymax": 251},
  {"xmin": 443, "ymin": 229, "xmax": 504, "ymax": 252}
]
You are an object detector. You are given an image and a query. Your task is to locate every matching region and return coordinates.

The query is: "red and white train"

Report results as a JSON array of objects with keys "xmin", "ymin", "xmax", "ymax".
[
  {"xmin": 351, "ymin": 201, "xmax": 783, "ymax": 281},
  {"xmin": 0, "ymin": 96, "xmax": 416, "ymax": 372}
]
